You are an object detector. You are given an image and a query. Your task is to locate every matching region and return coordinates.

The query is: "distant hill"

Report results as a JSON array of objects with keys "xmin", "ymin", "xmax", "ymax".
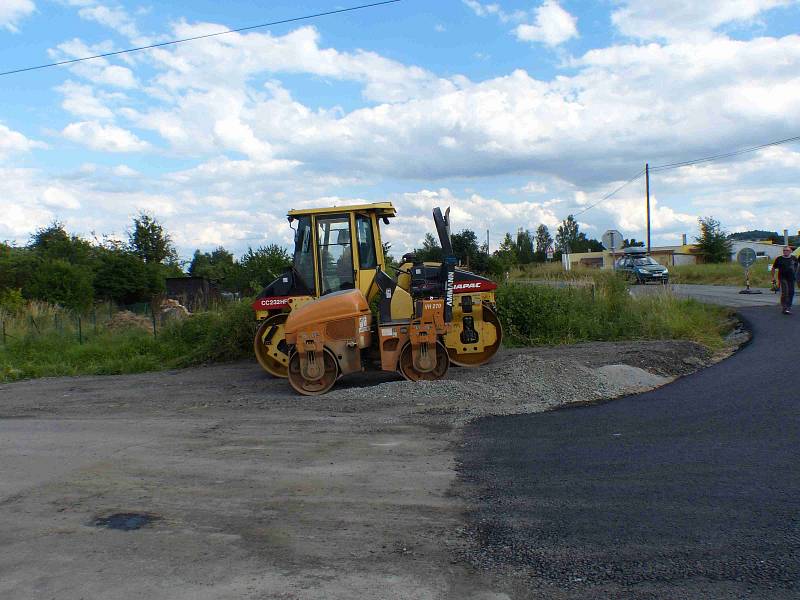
[{"xmin": 728, "ymin": 230, "xmax": 781, "ymax": 242}]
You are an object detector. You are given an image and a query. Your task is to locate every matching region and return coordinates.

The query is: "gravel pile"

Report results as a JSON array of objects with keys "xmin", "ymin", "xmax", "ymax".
[{"xmin": 325, "ymin": 353, "xmax": 673, "ymax": 425}]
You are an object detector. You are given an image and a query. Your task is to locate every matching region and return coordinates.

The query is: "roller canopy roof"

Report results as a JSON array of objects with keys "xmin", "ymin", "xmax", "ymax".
[{"xmin": 287, "ymin": 202, "xmax": 396, "ymax": 219}]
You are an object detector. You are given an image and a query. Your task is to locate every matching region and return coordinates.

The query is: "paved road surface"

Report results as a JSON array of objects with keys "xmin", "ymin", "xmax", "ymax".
[
  {"xmin": 631, "ymin": 283, "xmax": 779, "ymax": 308},
  {"xmin": 457, "ymin": 305, "xmax": 798, "ymax": 599}
]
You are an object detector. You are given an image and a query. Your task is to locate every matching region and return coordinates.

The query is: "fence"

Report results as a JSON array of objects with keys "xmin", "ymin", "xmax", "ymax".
[{"xmin": 0, "ymin": 301, "xmax": 160, "ymax": 347}]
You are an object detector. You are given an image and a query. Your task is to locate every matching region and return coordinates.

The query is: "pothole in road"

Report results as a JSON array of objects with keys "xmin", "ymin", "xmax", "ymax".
[{"xmin": 92, "ymin": 512, "xmax": 160, "ymax": 531}]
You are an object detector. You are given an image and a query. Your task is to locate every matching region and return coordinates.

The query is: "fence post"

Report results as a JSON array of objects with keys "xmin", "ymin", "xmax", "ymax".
[
  {"xmin": 78, "ymin": 316, "xmax": 83, "ymax": 345},
  {"xmin": 93, "ymin": 309, "xmax": 97, "ymax": 334},
  {"xmin": 2, "ymin": 320, "xmax": 5, "ymax": 345},
  {"xmin": 151, "ymin": 311, "xmax": 157, "ymax": 338}
]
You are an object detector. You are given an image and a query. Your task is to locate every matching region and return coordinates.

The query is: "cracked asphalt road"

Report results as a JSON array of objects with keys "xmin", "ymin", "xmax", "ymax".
[{"xmin": 457, "ymin": 306, "xmax": 799, "ymax": 599}]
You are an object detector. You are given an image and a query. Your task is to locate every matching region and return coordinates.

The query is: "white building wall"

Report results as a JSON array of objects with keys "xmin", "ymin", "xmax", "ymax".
[{"xmin": 729, "ymin": 241, "xmax": 783, "ymax": 262}]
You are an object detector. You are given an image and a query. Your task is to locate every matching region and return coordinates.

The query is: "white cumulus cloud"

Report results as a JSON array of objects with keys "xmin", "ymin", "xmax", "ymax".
[
  {"xmin": 612, "ymin": 0, "xmax": 798, "ymax": 41},
  {"xmin": 0, "ymin": 123, "xmax": 45, "ymax": 159},
  {"xmin": 515, "ymin": 1, "xmax": 579, "ymax": 46},
  {"xmin": 0, "ymin": 0, "xmax": 35, "ymax": 32},
  {"xmin": 62, "ymin": 121, "xmax": 150, "ymax": 152}
]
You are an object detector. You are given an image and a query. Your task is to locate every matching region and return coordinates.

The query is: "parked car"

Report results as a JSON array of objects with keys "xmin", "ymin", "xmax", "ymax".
[{"xmin": 615, "ymin": 252, "xmax": 669, "ymax": 284}]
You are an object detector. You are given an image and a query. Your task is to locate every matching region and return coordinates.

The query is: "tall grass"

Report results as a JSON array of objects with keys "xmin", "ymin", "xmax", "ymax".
[
  {"xmin": 496, "ymin": 274, "xmax": 733, "ymax": 349},
  {"xmin": 1, "ymin": 300, "xmax": 255, "ymax": 382},
  {"xmin": 2, "ymin": 279, "xmax": 735, "ymax": 383},
  {"xmin": 511, "ymin": 260, "xmax": 776, "ymax": 288},
  {"xmin": 669, "ymin": 262, "xmax": 772, "ymax": 287}
]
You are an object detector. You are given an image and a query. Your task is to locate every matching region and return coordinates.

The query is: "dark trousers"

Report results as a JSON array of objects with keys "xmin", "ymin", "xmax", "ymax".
[{"xmin": 780, "ymin": 279, "xmax": 795, "ymax": 310}]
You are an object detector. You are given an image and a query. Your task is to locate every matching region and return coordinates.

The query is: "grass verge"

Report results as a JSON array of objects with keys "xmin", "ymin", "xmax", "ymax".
[
  {"xmin": 496, "ymin": 274, "xmax": 734, "ymax": 349},
  {"xmin": 669, "ymin": 263, "xmax": 772, "ymax": 287},
  {"xmin": 2, "ymin": 278, "xmax": 735, "ymax": 383},
  {"xmin": 1, "ymin": 301, "xmax": 255, "ymax": 382}
]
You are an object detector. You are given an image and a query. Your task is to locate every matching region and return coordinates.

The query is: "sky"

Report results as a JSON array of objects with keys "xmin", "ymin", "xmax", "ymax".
[{"xmin": 2, "ymin": 0, "xmax": 800, "ymax": 260}]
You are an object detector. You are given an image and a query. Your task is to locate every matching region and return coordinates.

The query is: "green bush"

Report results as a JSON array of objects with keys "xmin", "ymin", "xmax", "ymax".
[
  {"xmin": 0, "ymin": 288, "xmax": 24, "ymax": 313},
  {"xmin": 159, "ymin": 300, "xmax": 256, "ymax": 367},
  {"xmin": 25, "ymin": 259, "xmax": 95, "ymax": 310}
]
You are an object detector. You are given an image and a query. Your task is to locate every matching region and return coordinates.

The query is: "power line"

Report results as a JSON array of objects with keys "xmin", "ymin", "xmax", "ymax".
[
  {"xmin": 562, "ymin": 133, "xmax": 800, "ymax": 219},
  {"xmin": 650, "ymin": 134, "xmax": 800, "ymax": 172},
  {"xmin": 567, "ymin": 168, "xmax": 645, "ymax": 219},
  {"xmin": 0, "ymin": 0, "xmax": 403, "ymax": 77}
]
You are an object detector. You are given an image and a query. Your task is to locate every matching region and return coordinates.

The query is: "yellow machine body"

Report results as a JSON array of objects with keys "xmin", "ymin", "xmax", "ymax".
[{"xmin": 253, "ymin": 202, "xmax": 501, "ymax": 378}]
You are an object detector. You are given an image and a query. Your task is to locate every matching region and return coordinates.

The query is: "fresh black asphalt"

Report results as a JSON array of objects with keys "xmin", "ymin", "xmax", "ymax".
[{"xmin": 457, "ymin": 306, "xmax": 799, "ymax": 599}]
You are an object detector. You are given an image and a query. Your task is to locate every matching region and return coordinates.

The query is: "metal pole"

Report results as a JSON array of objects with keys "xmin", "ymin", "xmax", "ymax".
[
  {"xmin": 152, "ymin": 312, "xmax": 157, "ymax": 338},
  {"xmin": 645, "ymin": 163, "xmax": 651, "ymax": 254},
  {"xmin": 2, "ymin": 320, "xmax": 5, "ymax": 345},
  {"xmin": 78, "ymin": 316, "xmax": 82, "ymax": 345},
  {"xmin": 486, "ymin": 229, "xmax": 490, "ymax": 255}
]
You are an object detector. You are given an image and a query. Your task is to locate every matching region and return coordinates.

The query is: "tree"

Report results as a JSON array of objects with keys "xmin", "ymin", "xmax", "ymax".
[
  {"xmin": 29, "ymin": 222, "xmax": 92, "ymax": 264},
  {"xmin": 451, "ymin": 229, "xmax": 482, "ymax": 267},
  {"xmin": 728, "ymin": 230, "xmax": 781, "ymax": 243},
  {"xmin": 93, "ymin": 249, "xmax": 161, "ymax": 304},
  {"xmin": 25, "ymin": 259, "xmax": 94, "ymax": 310},
  {"xmin": 515, "ymin": 229, "xmax": 535, "ymax": 264},
  {"xmin": 129, "ymin": 213, "xmax": 177, "ymax": 265},
  {"xmin": 696, "ymin": 217, "xmax": 732, "ymax": 263},
  {"xmin": 0, "ymin": 244, "xmax": 37, "ymax": 291},
  {"xmin": 572, "ymin": 233, "xmax": 604, "ymax": 253},
  {"xmin": 239, "ymin": 245, "xmax": 292, "ymax": 293},
  {"xmin": 495, "ymin": 233, "xmax": 517, "ymax": 260},
  {"xmin": 414, "ymin": 233, "xmax": 443, "ymax": 262},
  {"xmin": 534, "ymin": 224, "xmax": 553, "ymax": 254},
  {"xmin": 623, "ymin": 238, "xmax": 645, "ymax": 248},
  {"xmin": 556, "ymin": 215, "xmax": 579, "ymax": 253},
  {"xmin": 534, "ymin": 224, "xmax": 553, "ymax": 261}
]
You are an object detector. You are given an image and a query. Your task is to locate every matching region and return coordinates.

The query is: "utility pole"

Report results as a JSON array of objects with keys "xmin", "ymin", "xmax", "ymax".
[
  {"xmin": 645, "ymin": 162, "xmax": 651, "ymax": 254},
  {"xmin": 486, "ymin": 229, "xmax": 490, "ymax": 255}
]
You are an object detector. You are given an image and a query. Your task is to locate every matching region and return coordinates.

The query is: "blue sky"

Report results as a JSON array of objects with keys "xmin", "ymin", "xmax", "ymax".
[{"xmin": 2, "ymin": 0, "xmax": 800, "ymax": 258}]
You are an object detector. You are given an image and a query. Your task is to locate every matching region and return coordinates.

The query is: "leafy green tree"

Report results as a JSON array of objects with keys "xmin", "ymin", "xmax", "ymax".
[
  {"xmin": 696, "ymin": 217, "xmax": 732, "ymax": 263},
  {"xmin": 129, "ymin": 213, "xmax": 178, "ymax": 265},
  {"xmin": 189, "ymin": 247, "xmax": 245, "ymax": 292},
  {"xmin": 534, "ymin": 224, "xmax": 554, "ymax": 261},
  {"xmin": 239, "ymin": 245, "xmax": 292, "ymax": 293},
  {"xmin": 494, "ymin": 233, "xmax": 518, "ymax": 267},
  {"xmin": 25, "ymin": 259, "xmax": 94, "ymax": 310},
  {"xmin": 451, "ymin": 229, "xmax": 500, "ymax": 275},
  {"xmin": 0, "ymin": 244, "xmax": 37, "ymax": 291},
  {"xmin": 623, "ymin": 238, "xmax": 645, "ymax": 248},
  {"xmin": 414, "ymin": 233, "xmax": 443, "ymax": 262},
  {"xmin": 572, "ymin": 233, "xmax": 604, "ymax": 253},
  {"xmin": 515, "ymin": 229, "xmax": 535, "ymax": 264},
  {"xmin": 29, "ymin": 222, "xmax": 93, "ymax": 264},
  {"xmin": 452, "ymin": 229, "xmax": 481, "ymax": 267},
  {"xmin": 93, "ymin": 249, "xmax": 162, "ymax": 304},
  {"xmin": 556, "ymin": 215, "xmax": 579, "ymax": 253}
]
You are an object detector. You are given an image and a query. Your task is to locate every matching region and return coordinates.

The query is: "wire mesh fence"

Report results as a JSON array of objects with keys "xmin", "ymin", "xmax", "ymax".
[{"xmin": 0, "ymin": 301, "xmax": 161, "ymax": 347}]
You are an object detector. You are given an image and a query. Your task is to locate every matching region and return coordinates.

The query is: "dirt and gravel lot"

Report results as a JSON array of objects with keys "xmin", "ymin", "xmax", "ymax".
[{"xmin": 0, "ymin": 340, "xmax": 722, "ymax": 599}]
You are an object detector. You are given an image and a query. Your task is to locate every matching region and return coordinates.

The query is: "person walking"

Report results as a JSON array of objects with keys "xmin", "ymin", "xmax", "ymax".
[{"xmin": 771, "ymin": 246, "xmax": 798, "ymax": 314}]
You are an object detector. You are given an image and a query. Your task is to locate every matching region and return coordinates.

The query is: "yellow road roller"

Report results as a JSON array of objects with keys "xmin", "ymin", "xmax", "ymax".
[{"xmin": 252, "ymin": 204, "xmax": 502, "ymax": 378}]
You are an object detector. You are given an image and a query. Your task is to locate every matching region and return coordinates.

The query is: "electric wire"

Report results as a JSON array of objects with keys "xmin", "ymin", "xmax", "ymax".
[
  {"xmin": 563, "ymin": 133, "xmax": 800, "ymax": 218},
  {"xmin": 567, "ymin": 168, "xmax": 645, "ymax": 219},
  {"xmin": 0, "ymin": 0, "xmax": 403, "ymax": 77},
  {"xmin": 649, "ymin": 134, "xmax": 800, "ymax": 172}
]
